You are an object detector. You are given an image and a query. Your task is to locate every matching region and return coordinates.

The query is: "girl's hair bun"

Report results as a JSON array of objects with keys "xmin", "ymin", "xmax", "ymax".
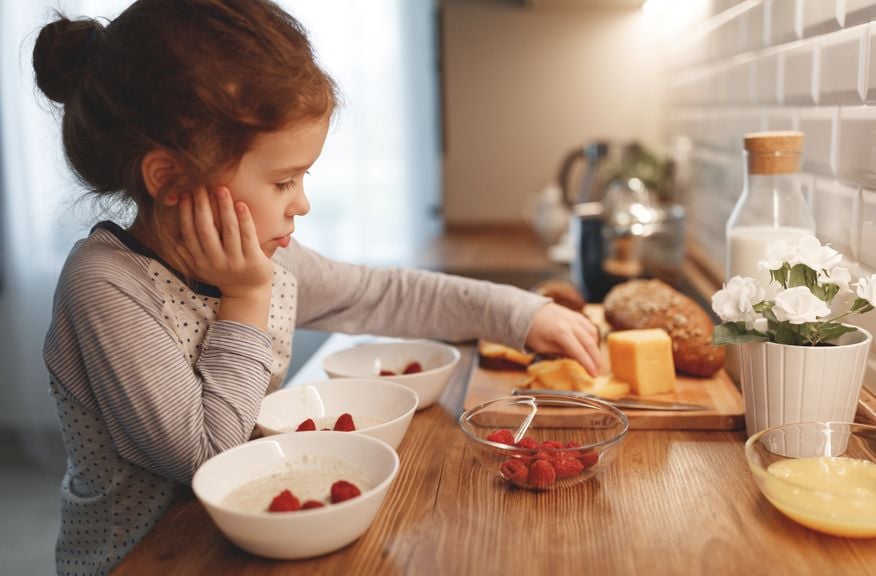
[{"xmin": 33, "ymin": 16, "xmax": 103, "ymax": 104}]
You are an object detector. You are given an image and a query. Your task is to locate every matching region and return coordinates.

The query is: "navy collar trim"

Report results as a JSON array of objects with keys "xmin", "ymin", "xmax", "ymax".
[{"xmin": 92, "ymin": 221, "xmax": 223, "ymax": 298}]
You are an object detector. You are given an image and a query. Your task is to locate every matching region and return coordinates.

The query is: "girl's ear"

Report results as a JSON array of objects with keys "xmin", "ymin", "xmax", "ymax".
[{"xmin": 141, "ymin": 149, "xmax": 182, "ymax": 205}]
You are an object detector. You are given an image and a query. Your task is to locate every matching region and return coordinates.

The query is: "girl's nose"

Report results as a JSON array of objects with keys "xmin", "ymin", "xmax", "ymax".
[{"xmin": 286, "ymin": 189, "xmax": 310, "ymax": 217}]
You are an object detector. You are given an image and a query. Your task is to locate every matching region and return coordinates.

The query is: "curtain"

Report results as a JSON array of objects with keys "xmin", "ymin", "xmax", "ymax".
[{"xmin": 0, "ymin": 0, "xmax": 440, "ymax": 466}]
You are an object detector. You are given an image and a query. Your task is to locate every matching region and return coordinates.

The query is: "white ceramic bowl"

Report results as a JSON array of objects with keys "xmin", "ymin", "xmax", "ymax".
[
  {"xmin": 322, "ymin": 340, "xmax": 461, "ymax": 409},
  {"xmin": 192, "ymin": 432, "xmax": 399, "ymax": 559},
  {"xmin": 256, "ymin": 378, "xmax": 419, "ymax": 449}
]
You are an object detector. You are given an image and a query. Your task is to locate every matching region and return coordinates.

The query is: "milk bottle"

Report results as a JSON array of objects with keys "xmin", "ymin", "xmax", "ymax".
[
  {"xmin": 726, "ymin": 132, "xmax": 814, "ymax": 293},
  {"xmin": 724, "ymin": 131, "xmax": 815, "ymax": 381}
]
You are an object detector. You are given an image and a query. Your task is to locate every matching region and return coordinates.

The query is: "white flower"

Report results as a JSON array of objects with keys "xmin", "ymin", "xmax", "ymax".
[
  {"xmin": 758, "ymin": 239, "xmax": 797, "ymax": 271},
  {"xmin": 772, "ymin": 286, "xmax": 832, "ymax": 324},
  {"xmin": 854, "ymin": 274, "xmax": 876, "ymax": 307},
  {"xmin": 751, "ymin": 317, "xmax": 769, "ymax": 332},
  {"xmin": 794, "ymin": 235, "xmax": 842, "ymax": 272},
  {"xmin": 818, "ymin": 266, "xmax": 851, "ymax": 292},
  {"xmin": 711, "ymin": 276, "xmax": 765, "ymax": 324}
]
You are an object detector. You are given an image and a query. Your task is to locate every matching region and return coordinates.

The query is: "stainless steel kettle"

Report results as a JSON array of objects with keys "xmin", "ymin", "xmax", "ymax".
[
  {"xmin": 557, "ymin": 140, "xmax": 612, "ymax": 206},
  {"xmin": 569, "ymin": 177, "xmax": 685, "ymax": 302}
]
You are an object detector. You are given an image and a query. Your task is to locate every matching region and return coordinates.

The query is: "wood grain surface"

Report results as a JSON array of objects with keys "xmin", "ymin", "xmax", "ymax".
[
  {"xmin": 464, "ymin": 363, "xmax": 745, "ymax": 431},
  {"xmin": 113, "ymin": 335, "xmax": 876, "ymax": 576}
]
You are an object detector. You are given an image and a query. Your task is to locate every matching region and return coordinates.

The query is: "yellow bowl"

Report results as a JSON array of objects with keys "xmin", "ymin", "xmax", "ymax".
[{"xmin": 744, "ymin": 421, "xmax": 876, "ymax": 538}]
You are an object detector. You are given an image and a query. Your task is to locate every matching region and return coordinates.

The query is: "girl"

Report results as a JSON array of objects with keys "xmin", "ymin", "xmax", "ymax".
[{"xmin": 34, "ymin": 1, "xmax": 601, "ymax": 573}]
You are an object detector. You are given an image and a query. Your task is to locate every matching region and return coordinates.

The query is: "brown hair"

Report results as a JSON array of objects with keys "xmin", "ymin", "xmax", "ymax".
[{"xmin": 32, "ymin": 0, "xmax": 337, "ymax": 264}]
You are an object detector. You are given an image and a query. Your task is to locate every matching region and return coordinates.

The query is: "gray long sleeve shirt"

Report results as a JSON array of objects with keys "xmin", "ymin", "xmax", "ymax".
[{"xmin": 43, "ymin": 221, "xmax": 549, "ymax": 575}]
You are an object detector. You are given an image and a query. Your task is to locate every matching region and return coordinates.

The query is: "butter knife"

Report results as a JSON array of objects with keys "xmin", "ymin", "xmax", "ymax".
[{"xmin": 512, "ymin": 388, "xmax": 708, "ymax": 411}]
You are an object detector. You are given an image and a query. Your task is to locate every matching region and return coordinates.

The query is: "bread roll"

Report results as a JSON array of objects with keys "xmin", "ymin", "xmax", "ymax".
[
  {"xmin": 531, "ymin": 279, "xmax": 586, "ymax": 312},
  {"xmin": 602, "ymin": 280, "xmax": 724, "ymax": 377}
]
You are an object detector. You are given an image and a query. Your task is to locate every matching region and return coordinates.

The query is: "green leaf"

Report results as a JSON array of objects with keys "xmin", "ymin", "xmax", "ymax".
[
  {"xmin": 823, "ymin": 283, "xmax": 839, "ymax": 304},
  {"xmin": 770, "ymin": 264, "xmax": 791, "ymax": 289},
  {"xmin": 788, "ymin": 264, "xmax": 815, "ymax": 288},
  {"xmin": 814, "ymin": 323, "xmax": 859, "ymax": 345},
  {"xmin": 849, "ymin": 298, "xmax": 875, "ymax": 314},
  {"xmin": 713, "ymin": 322, "xmax": 769, "ymax": 346},
  {"xmin": 773, "ymin": 322, "xmax": 807, "ymax": 346},
  {"xmin": 762, "ymin": 305, "xmax": 779, "ymax": 324}
]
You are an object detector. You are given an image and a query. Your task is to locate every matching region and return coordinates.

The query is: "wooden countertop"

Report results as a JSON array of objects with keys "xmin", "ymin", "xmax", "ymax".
[
  {"xmin": 115, "ymin": 334, "xmax": 876, "ymax": 576},
  {"xmin": 113, "ymin": 229, "xmax": 876, "ymax": 574}
]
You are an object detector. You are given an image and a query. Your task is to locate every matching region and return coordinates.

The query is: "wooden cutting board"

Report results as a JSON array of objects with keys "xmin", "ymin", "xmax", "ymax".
[{"xmin": 463, "ymin": 305, "xmax": 745, "ymax": 431}]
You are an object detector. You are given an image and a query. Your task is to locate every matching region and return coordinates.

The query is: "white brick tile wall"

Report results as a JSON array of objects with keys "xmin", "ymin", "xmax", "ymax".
[
  {"xmin": 765, "ymin": 106, "xmax": 798, "ymax": 130},
  {"xmin": 756, "ymin": 51, "xmax": 781, "ymax": 103},
  {"xmin": 798, "ymin": 107, "xmax": 838, "ymax": 174},
  {"xmin": 812, "ymin": 178, "xmax": 859, "ymax": 257},
  {"xmin": 818, "ymin": 25, "xmax": 867, "ymax": 105},
  {"xmin": 662, "ymin": 0, "xmax": 876, "ymax": 394},
  {"xmin": 866, "ymin": 23, "xmax": 876, "ymax": 102},
  {"xmin": 742, "ymin": 3, "xmax": 766, "ymax": 53},
  {"xmin": 861, "ymin": 188, "xmax": 876, "ymax": 269},
  {"xmin": 845, "ymin": 0, "xmax": 876, "ymax": 27},
  {"xmin": 802, "ymin": 0, "xmax": 841, "ymax": 37},
  {"xmin": 838, "ymin": 106, "xmax": 876, "ymax": 183},
  {"xmin": 782, "ymin": 43, "xmax": 816, "ymax": 104},
  {"xmin": 769, "ymin": 0, "xmax": 802, "ymax": 46}
]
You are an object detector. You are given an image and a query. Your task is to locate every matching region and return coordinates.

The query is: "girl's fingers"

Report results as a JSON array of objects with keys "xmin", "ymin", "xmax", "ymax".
[
  {"xmin": 214, "ymin": 187, "xmax": 243, "ymax": 260},
  {"xmin": 178, "ymin": 191, "xmax": 206, "ymax": 261},
  {"xmin": 193, "ymin": 187, "xmax": 224, "ymax": 261},
  {"xmin": 576, "ymin": 327, "xmax": 602, "ymax": 375},
  {"xmin": 235, "ymin": 202, "xmax": 263, "ymax": 258}
]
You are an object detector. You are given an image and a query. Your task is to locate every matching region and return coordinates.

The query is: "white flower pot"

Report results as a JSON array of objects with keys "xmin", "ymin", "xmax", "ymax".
[{"xmin": 738, "ymin": 326, "xmax": 872, "ymax": 440}]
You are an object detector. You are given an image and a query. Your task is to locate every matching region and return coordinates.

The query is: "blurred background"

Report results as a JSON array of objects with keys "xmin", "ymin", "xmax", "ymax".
[{"xmin": 3, "ymin": 0, "xmax": 876, "ymax": 572}]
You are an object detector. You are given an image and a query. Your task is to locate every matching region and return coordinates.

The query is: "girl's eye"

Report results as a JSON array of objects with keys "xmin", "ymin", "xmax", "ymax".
[
  {"xmin": 275, "ymin": 171, "xmax": 310, "ymax": 192},
  {"xmin": 275, "ymin": 179, "xmax": 296, "ymax": 191}
]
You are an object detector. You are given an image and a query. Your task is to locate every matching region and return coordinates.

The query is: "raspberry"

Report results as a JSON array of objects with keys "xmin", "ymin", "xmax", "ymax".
[
  {"xmin": 379, "ymin": 369, "xmax": 396, "ymax": 376},
  {"xmin": 486, "ymin": 428, "xmax": 515, "ymax": 446},
  {"xmin": 578, "ymin": 450, "xmax": 599, "ymax": 469},
  {"xmin": 267, "ymin": 489, "xmax": 300, "ymax": 512},
  {"xmin": 301, "ymin": 500, "xmax": 325, "ymax": 510},
  {"xmin": 527, "ymin": 459, "xmax": 556, "ymax": 488},
  {"xmin": 500, "ymin": 459, "xmax": 529, "ymax": 484},
  {"xmin": 333, "ymin": 413, "xmax": 356, "ymax": 432},
  {"xmin": 541, "ymin": 440, "xmax": 564, "ymax": 450},
  {"xmin": 402, "ymin": 361, "xmax": 422, "ymax": 374},
  {"xmin": 515, "ymin": 437, "xmax": 538, "ymax": 450},
  {"xmin": 552, "ymin": 457, "xmax": 585, "ymax": 479},
  {"xmin": 330, "ymin": 480, "xmax": 362, "ymax": 503},
  {"xmin": 295, "ymin": 419, "xmax": 316, "ymax": 432}
]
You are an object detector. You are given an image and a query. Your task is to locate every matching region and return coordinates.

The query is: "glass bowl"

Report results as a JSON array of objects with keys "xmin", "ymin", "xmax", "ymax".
[
  {"xmin": 458, "ymin": 394, "xmax": 629, "ymax": 491},
  {"xmin": 745, "ymin": 421, "xmax": 876, "ymax": 538}
]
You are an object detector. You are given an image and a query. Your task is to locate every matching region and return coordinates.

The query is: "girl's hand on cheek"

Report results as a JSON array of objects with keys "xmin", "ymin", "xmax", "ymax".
[
  {"xmin": 177, "ymin": 186, "xmax": 274, "ymax": 299},
  {"xmin": 525, "ymin": 303, "xmax": 603, "ymax": 377}
]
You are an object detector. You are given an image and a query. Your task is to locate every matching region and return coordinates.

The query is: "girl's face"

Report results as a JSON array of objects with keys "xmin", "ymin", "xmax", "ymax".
[{"xmin": 222, "ymin": 116, "xmax": 329, "ymax": 257}]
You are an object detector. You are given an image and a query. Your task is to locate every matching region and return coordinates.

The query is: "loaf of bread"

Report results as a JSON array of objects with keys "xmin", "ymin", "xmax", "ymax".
[
  {"xmin": 602, "ymin": 280, "xmax": 725, "ymax": 377},
  {"xmin": 531, "ymin": 279, "xmax": 587, "ymax": 312}
]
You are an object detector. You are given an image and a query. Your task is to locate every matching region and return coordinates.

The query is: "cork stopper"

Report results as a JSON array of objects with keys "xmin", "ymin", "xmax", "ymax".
[{"xmin": 743, "ymin": 131, "xmax": 804, "ymax": 174}]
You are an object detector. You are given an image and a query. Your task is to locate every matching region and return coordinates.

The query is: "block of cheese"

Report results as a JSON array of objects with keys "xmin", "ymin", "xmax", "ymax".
[
  {"xmin": 607, "ymin": 329, "xmax": 676, "ymax": 396},
  {"xmin": 521, "ymin": 359, "xmax": 631, "ymax": 400},
  {"xmin": 526, "ymin": 358, "xmax": 595, "ymax": 392}
]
